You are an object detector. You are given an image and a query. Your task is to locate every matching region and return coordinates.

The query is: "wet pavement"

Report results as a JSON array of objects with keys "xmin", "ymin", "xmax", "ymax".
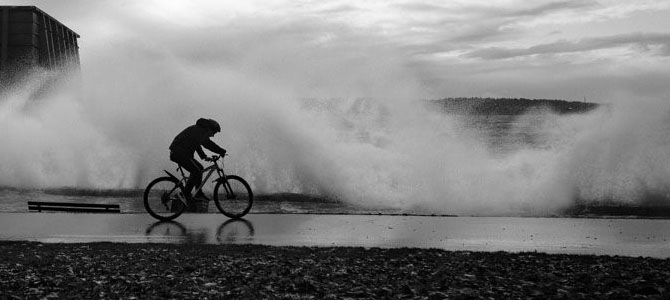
[{"xmin": 1, "ymin": 212, "xmax": 670, "ymax": 258}]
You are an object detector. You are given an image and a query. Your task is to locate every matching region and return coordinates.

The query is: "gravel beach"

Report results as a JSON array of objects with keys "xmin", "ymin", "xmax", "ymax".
[{"xmin": 1, "ymin": 241, "xmax": 669, "ymax": 299}]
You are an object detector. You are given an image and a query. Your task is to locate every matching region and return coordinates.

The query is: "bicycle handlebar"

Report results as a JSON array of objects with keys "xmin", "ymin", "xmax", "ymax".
[{"xmin": 204, "ymin": 153, "xmax": 228, "ymax": 162}]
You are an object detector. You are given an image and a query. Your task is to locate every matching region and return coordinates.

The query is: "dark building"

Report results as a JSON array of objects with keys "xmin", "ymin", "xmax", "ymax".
[{"xmin": 0, "ymin": 6, "xmax": 80, "ymax": 84}]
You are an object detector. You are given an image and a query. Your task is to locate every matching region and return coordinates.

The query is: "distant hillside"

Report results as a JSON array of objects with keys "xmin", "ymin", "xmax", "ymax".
[{"xmin": 430, "ymin": 97, "xmax": 600, "ymax": 115}]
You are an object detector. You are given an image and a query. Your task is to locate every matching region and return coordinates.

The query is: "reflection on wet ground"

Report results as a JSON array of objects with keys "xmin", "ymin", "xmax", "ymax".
[
  {"xmin": 145, "ymin": 219, "xmax": 255, "ymax": 244},
  {"xmin": 2, "ymin": 213, "xmax": 670, "ymax": 258}
]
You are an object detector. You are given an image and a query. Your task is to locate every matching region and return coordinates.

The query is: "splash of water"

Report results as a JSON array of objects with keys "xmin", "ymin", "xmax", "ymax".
[
  {"xmin": 2, "ymin": 42, "xmax": 670, "ymax": 216},
  {"xmin": 0, "ymin": 72, "xmax": 138, "ymax": 188}
]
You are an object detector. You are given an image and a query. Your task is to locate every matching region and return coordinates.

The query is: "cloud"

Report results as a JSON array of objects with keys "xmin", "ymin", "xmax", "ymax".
[
  {"xmin": 314, "ymin": 4, "xmax": 359, "ymax": 15},
  {"xmin": 510, "ymin": 0, "xmax": 599, "ymax": 18},
  {"xmin": 465, "ymin": 32, "xmax": 670, "ymax": 59},
  {"xmin": 392, "ymin": 1, "xmax": 600, "ymax": 45},
  {"xmin": 393, "ymin": 0, "xmax": 596, "ymax": 17}
]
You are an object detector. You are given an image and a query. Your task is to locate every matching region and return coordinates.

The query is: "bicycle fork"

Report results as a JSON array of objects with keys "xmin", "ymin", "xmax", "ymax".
[{"xmin": 221, "ymin": 179, "xmax": 236, "ymax": 199}]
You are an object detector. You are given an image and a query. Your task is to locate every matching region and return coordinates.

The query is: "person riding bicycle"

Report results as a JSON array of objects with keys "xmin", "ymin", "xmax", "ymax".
[{"xmin": 169, "ymin": 118, "xmax": 227, "ymax": 203}]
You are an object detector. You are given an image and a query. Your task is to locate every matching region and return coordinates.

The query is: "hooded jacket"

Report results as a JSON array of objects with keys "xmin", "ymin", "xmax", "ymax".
[{"xmin": 169, "ymin": 119, "xmax": 226, "ymax": 159}]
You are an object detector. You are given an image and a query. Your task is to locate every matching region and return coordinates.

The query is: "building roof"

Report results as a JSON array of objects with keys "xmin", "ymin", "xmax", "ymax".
[{"xmin": 0, "ymin": 5, "xmax": 80, "ymax": 38}]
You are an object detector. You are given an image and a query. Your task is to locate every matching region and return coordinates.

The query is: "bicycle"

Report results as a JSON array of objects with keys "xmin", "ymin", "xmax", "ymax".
[{"xmin": 143, "ymin": 155, "xmax": 253, "ymax": 221}]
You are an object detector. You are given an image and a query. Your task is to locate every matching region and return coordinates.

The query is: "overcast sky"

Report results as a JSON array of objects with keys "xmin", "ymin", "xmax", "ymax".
[{"xmin": 11, "ymin": 0, "xmax": 670, "ymax": 102}]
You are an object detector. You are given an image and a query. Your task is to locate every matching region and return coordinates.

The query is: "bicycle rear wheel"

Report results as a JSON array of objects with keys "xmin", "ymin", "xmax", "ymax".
[
  {"xmin": 213, "ymin": 175, "xmax": 253, "ymax": 219},
  {"xmin": 144, "ymin": 177, "xmax": 186, "ymax": 221}
]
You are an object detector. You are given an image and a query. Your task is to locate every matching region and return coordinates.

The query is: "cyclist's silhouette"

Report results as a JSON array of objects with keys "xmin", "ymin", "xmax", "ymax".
[{"xmin": 169, "ymin": 118, "xmax": 227, "ymax": 203}]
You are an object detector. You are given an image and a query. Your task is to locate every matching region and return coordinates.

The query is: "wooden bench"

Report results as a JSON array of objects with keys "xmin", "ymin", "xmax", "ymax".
[{"xmin": 28, "ymin": 201, "xmax": 121, "ymax": 213}]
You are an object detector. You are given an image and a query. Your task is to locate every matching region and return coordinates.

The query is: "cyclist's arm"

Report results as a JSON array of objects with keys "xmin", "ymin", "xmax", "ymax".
[
  {"xmin": 195, "ymin": 145, "xmax": 207, "ymax": 160},
  {"xmin": 202, "ymin": 139, "xmax": 227, "ymax": 156}
]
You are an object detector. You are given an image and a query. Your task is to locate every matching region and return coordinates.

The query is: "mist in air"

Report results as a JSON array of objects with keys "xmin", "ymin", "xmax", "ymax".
[{"xmin": 2, "ymin": 3, "xmax": 670, "ymax": 216}]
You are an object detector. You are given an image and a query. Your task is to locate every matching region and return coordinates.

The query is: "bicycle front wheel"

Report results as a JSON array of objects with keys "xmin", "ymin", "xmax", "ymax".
[
  {"xmin": 144, "ymin": 177, "xmax": 185, "ymax": 221},
  {"xmin": 213, "ymin": 175, "xmax": 253, "ymax": 219}
]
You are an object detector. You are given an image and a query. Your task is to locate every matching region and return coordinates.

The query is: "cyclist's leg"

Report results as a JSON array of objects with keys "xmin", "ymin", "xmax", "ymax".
[
  {"xmin": 170, "ymin": 153, "xmax": 204, "ymax": 198},
  {"xmin": 182, "ymin": 159, "xmax": 204, "ymax": 198}
]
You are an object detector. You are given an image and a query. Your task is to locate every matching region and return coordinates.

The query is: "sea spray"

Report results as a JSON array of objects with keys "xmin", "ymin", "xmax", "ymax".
[
  {"xmin": 0, "ymin": 71, "xmax": 138, "ymax": 188},
  {"xmin": 560, "ymin": 98, "xmax": 670, "ymax": 205},
  {"xmin": 3, "ymin": 66, "xmax": 670, "ymax": 215}
]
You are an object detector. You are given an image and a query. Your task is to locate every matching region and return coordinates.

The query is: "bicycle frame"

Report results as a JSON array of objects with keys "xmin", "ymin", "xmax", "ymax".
[
  {"xmin": 163, "ymin": 156, "xmax": 230, "ymax": 201},
  {"xmin": 191, "ymin": 163, "xmax": 224, "ymax": 197}
]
